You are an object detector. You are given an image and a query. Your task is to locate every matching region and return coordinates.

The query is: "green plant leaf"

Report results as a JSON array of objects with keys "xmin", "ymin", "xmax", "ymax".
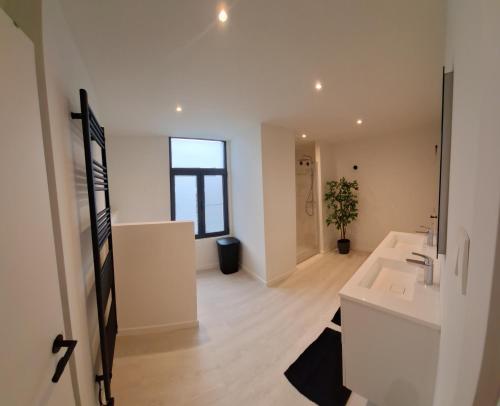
[{"xmin": 323, "ymin": 177, "xmax": 359, "ymax": 240}]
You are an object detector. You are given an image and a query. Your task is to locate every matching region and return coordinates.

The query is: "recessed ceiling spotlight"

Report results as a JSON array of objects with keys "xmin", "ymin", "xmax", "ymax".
[
  {"xmin": 356, "ymin": 119, "xmax": 363, "ymax": 125},
  {"xmin": 315, "ymin": 81, "xmax": 323, "ymax": 91},
  {"xmin": 176, "ymin": 105, "xmax": 183, "ymax": 113},
  {"xmin": 301, "ymin": 134, "xmax": 307, "ymax": 139},
  {"xmin": 218, "ymin": 9, "xmax": 228, "ymax": 23}
]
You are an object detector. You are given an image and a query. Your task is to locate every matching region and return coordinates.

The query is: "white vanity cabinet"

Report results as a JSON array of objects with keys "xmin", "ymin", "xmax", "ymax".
[{"xmin": 339, "ymin": 232, "xmax": 441, "ymax": 406}]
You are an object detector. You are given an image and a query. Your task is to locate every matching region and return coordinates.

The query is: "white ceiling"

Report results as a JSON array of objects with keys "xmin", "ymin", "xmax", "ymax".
[{"xmin": 60, "ymin": 0, "xmax": 445, "ymax": 141}]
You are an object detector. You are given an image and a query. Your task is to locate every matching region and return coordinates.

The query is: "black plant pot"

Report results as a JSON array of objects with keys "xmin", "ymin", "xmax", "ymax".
[{"xmin": 337, "ymin": 239, "xmax": 350, "ymax": 254}]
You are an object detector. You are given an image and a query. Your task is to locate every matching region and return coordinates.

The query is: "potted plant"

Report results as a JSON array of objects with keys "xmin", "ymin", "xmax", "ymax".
[{"xmin": 324, "ymin": 177, "xmax": 359, "ymax": 254}]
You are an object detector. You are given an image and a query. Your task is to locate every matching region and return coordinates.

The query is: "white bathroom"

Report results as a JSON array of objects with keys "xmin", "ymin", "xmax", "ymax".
[{"xmin": 1, "ymin": 1, "xmax": 499, "ymax": 406}]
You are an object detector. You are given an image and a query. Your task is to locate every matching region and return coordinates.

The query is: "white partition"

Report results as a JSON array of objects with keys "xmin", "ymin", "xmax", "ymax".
[{"xmin": 112, "ymin": 221, "xmax": 198, "ymax": 335}]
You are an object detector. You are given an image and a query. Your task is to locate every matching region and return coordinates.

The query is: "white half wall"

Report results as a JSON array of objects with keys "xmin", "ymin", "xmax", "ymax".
[
  {"xmin": 433, "ymin": 0, "xmax": 500, "ymax": 405},
  {"xmin": 261, "ymin": 124, "xmax": 297, "ymax": 284},
  {"xmin": 326, "ymin": 130, "xmax": 439, "ymax": 252},
  {"xmin": 112, "ymin": 221, "xmax": 197, "ymax": 334}
]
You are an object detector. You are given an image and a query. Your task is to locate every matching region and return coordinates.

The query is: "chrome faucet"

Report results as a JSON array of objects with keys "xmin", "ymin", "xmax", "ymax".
[
  {"xmin": 416, "ymin": 225, "xmax": 434, "ymax": 246},
  {"xmin": 406, "ymin": 252, "xmax": 434, "ymax": 286}
]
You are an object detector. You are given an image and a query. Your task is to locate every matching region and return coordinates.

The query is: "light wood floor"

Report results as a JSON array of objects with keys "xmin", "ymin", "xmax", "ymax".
[{"xmin": 113, "ymin": 250, "xmax": 369, "ymax": 406}]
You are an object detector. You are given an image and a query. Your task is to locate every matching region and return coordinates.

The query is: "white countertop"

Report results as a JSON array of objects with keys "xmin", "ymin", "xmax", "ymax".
[{"xmin": 339, "ymin": 231, "xmax": 441, "ymax": 330}]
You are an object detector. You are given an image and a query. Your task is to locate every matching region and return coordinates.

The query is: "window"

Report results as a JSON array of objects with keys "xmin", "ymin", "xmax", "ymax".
[{"xmin": 169, "ymin": 137, "xmax": 229, "ymax": 239}]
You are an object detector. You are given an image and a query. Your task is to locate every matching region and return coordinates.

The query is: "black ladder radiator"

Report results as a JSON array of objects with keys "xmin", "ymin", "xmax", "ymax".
[{"xmin": 72, "ymin": 89, "xmax": 117, "ymax": 406}]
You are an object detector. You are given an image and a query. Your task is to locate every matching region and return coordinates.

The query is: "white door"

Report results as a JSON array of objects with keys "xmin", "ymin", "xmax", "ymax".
[{"xmin": 0, "ymin": 9, "xmax": 76, "ymax": 406}]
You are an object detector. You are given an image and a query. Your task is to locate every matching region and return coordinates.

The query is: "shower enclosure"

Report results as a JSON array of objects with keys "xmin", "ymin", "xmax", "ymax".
[{"xmin": 295, "ymin": 142, "xmax": 319, "ymax": 263}]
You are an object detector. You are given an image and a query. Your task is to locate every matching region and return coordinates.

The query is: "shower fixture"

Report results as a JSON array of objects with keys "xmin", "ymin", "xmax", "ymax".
[{"xmin": 297, "ymin": 155, "xmax": 315, "ymax": 216}]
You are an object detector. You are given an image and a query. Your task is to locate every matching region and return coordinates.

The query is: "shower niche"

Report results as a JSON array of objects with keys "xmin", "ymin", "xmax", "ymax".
[{"xmin": 296, "ymin": 141, "xmax": 319, "ymax": 264}]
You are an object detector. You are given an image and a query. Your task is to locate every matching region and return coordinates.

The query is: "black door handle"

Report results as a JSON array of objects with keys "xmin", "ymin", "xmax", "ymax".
[{"xmin": 51, "ymin": 334, "xmax": 77, "ymax": 383}]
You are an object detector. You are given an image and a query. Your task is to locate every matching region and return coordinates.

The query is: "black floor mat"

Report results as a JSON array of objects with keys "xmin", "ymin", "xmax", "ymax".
[
  {"xmin": 332, "ymin": 307, "xmax": 341, "ymax": 326},
  {"xmin": 284, "ymin": 328, "xmax": 351, "ymax": 406}
]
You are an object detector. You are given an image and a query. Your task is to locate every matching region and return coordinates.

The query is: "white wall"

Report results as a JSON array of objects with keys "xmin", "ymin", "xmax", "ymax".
[
  {"xmin": 1, "ymin": 0, "xmax": 103, "ymax": 403},
  {"xmin": 0, "ymin": 10, "xmax": 75, "ymax": 403},
  {"xmin": 107, "ymin": 132, "xmax": 267, "ymax": 276},
  {"xmin": 42, "ymin": 1, "xmax": 103, "ymax": 403},
  {"xmin": 261, "ymin": 124, "xmax": 297, "ymax": 284},
  {"xmin": 107, "ymin": 135, "xmax": 225, "ymax": 271},
  {"xmin": 107, "ymin": 136, "xmax": 170, "ymax": 223},
  {"xmin": 113, "ymin": 221, "xmax": 197, "ymax": 334},
  {"xmin": 325, "ymin": 130, "xmax": 439, "ymax": 252},
  {"xmin": 433, "ymin": 0, "xmax": 500, "ymax": 404},
  {"xmin": 316, "ymin": 141, "xmax": 338, "ymax": 253},
  {"xmin": 195, "ymin": 238, "xmax": 221, "ymax": 271},
  {"xmin": 229, "ymin": 126, "xmax": 267, "ymax": 280}
]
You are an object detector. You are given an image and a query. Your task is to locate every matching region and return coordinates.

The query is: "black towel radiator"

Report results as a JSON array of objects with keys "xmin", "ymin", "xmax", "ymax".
[{"xmin": 72, "ymin": 89, "xmax": 117, "ymax": 406}]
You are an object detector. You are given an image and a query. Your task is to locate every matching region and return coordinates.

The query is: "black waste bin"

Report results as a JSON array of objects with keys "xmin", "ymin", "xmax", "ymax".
[{"xmin": 216, "ymin": 237, "xmax": 240, "ymax": 274}]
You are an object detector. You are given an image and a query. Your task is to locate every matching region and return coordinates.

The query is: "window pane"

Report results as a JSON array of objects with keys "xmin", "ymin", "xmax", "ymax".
[
  {"xmin": 174, "ymin": 176, "xmax": 198, "ymax": 234},
  {"xmin": 204, "ymin": 175, "xmax": 225, "ymax": 233},
  {"xmin": 171, "ymin": 138, "xmax": 225, "ymax": 169}
]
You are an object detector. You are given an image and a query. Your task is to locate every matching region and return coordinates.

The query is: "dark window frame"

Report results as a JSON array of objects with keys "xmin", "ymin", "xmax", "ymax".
[{"xmin": 169, "ymin": 137, "xmax": 229, "ymax": 239}]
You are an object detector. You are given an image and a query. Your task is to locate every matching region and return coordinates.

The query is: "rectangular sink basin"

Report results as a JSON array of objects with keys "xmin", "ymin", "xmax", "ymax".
[
  {"xmin": 359, "ymin": 258, "xmax": 418, "ymax": 301},
  {"xmin": 381, "ymin": 232, "xmax": 425, "ymax": 250}
]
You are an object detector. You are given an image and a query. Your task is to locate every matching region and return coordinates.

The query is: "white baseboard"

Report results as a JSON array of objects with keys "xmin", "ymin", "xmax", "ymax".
[
  {"xmin": 266, "ymin": 268, "xmax": 296, "ymax": 287},
  {"xmin": 297, "ymin": 252, "xmax": 323, "ymax": 269},
  {"xmin": 241, "ymin": 265, "xmax": 268, "ymax": 285},
  {"xmin": 241, "ymin": 265, "xmax": 297, "ymax": 287},
  {"xmin": 118, "ymin": 320, "xmax": 199, "ymax": 336}
]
